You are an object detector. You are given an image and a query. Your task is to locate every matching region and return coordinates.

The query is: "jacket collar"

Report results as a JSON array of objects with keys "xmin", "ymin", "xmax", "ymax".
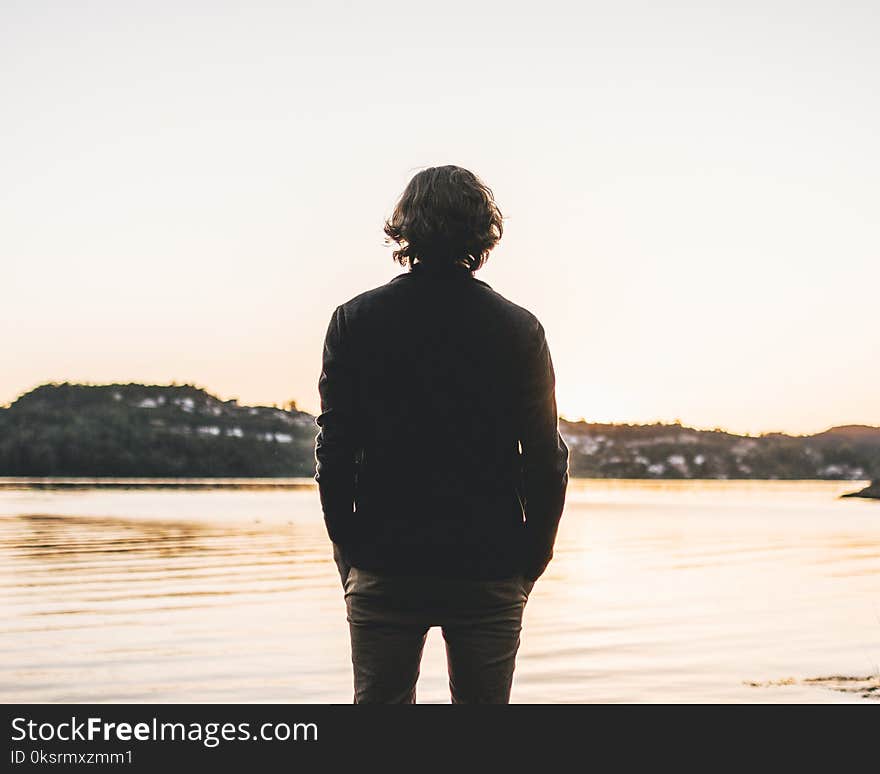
[
  {"xmin": 410, "ymin": 261, "xmax": 473, "ymax": 279},
  {"xmin": 389, "ymin": 262, "xmax": 492, "ymax": 289}
]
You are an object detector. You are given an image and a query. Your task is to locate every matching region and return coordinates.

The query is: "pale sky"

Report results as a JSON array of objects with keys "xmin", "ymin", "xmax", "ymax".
[{"xmin": 2, "ymin": 0, "xmax": 877, "ymax": 435}]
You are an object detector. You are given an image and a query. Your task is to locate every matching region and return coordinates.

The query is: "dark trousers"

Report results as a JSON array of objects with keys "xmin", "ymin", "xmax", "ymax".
[{"xmin": 342, "ymin": 567, "xmax": 534, "ymax": 704}]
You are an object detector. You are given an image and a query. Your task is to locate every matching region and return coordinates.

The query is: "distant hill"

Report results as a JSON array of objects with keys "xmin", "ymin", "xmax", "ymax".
[
  {"xmin": 0, "ymin": 383, "xmax": 316, "ymax": 477},
  {"xmin": 811, "ymin": 425, "xmax": 880, "ymax": 441},
  {"xmin": 559, "ymin": 419, "xmax": 879, "ymax": 481},
  {"xmin": 0, "ymin": 382, "xmax": 878, "ymax": 480}
]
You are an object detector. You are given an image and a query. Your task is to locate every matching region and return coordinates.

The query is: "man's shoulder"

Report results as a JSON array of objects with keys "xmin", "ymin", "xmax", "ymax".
[
  {"xmin": 335, "ymin": 272, "xmax": 413, "ymax": 312},
  {"xmin": 482, "ymin": 284, "xmax": 542, "ymax": 329},
  {"xmin": 334, "ymin": 271, "xmax": 543, "ymax": 336},
  {"xmin": 468, "ymin": 279, "xmax": 544, "ymax": 336}
]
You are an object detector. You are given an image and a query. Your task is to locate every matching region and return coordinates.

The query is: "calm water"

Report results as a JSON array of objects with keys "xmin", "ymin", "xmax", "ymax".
[{"xmin": 2, "ymin": 479, "xmax": 878, "ymax": 704}]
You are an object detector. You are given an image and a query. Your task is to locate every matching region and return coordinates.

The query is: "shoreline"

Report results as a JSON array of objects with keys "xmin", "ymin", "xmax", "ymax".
[
  {"xmin": 841, "ymin": 480, "xmax": 880, "ymax": 500},
  {"xmin": 0, "ymin": 476, "xmax": 872, "ymax": 491}
]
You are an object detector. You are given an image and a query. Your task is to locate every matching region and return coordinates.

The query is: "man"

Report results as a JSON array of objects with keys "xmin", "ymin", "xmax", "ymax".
[{"xmin": 315, "ymin": 165, "xmax": 569, "ymax": 704}]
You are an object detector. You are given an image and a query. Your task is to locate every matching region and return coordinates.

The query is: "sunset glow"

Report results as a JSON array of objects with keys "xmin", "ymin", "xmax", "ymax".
[{"xmin": 2, "ymin": 1, "xmax": 877, "ymax": 435}]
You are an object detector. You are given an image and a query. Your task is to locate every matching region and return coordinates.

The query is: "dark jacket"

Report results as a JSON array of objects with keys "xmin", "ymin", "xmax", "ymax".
[{"xmin": 315, "ymin": 262, "xmax": 569, "ymax": 581}]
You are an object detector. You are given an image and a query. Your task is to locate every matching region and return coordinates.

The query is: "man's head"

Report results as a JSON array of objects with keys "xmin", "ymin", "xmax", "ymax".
[{"xmin": 384, "ymin": 165, "xmax": 503, "ymax": 272}]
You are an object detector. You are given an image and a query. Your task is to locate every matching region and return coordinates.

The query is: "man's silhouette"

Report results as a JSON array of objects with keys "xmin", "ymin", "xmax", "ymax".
[{"xmin": 315, "ymin": 165, "xmax": 569, "ymax": 703}]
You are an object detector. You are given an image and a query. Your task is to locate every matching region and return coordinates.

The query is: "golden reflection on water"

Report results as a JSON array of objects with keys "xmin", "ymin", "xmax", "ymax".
[{"xmin": 1, "ymin": 479, "xmax": 879, "ymax": 703}]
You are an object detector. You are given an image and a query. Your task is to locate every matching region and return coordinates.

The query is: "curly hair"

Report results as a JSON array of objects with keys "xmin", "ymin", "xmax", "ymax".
[{"xmin": 383, "ymin": 166, "xmax": 503, "ymax": 272}]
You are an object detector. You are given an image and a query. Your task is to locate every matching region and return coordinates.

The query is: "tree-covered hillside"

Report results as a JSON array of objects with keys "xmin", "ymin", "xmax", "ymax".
[
  {"xmin": 559, "ymin": 420, "xmax": 880, "ymax": 480},
  {"xmin": 0, "ymin": 383, "xmax": 878, "ymax": 480},
  {"xmin": 0, "ymin": 383, "xmax": 316, "ymax": 476}
]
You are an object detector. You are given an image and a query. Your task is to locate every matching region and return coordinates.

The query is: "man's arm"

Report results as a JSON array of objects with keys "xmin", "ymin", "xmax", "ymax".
[
  {"xmin": 519, "ymin": 320, "xmax": 569, "ymax": 581},
  {"xmin": 315, "ymin": 305, "xmax": 359, "ymax": 573}
]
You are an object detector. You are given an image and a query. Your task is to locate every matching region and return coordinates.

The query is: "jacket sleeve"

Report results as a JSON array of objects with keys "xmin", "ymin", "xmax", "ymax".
[
  {"xmin": 315, "ymin": 305, "xmax": 359, "ymax": 548},
  {"xmin": 518, "ymin": 320, "xmax": 569, "ymax": 581}
]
